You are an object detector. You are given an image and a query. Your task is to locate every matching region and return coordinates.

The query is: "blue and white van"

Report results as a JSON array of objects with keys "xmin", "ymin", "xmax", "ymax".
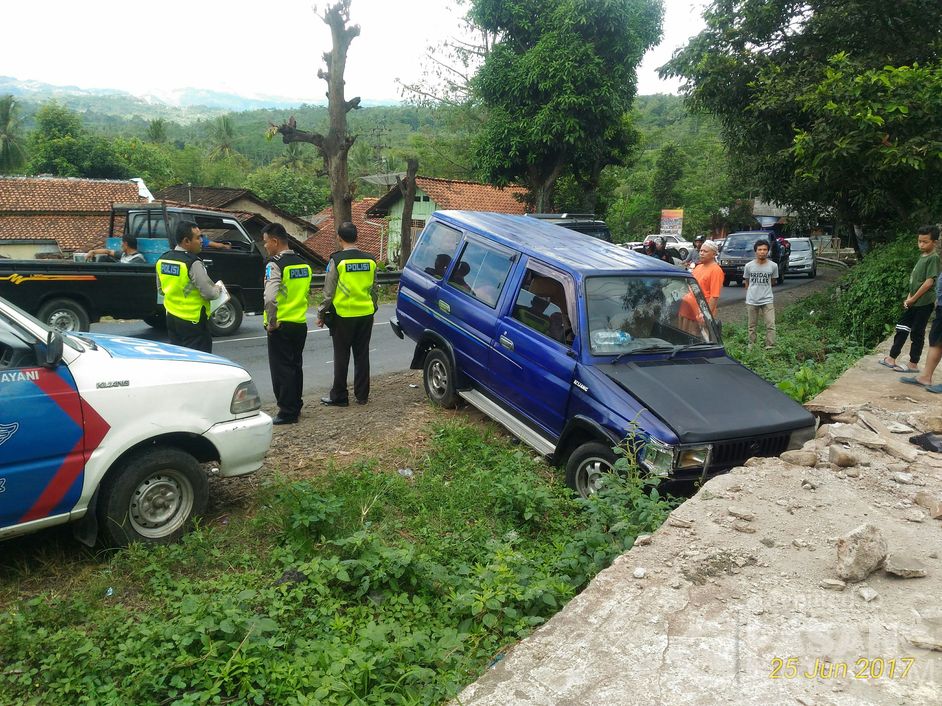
[
  {"xmin": 0, "ymin": 296, "xmax": 272, "ymax": 546},
  {"xmin": 392, "ymin": 211, "xmax": 815, "ymax": 495}
]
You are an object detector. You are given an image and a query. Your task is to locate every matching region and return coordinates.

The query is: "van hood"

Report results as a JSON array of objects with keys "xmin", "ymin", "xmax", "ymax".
[
  {"xmin": 79, "ymin": 333, "xmax": 243, "ymax": 367},
  {"xmin": 599, "ymin": 356, "xmax": 813, "ymax": 443}
]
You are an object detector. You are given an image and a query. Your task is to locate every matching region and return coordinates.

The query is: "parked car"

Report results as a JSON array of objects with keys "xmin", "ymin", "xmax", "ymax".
[
  {"xmin": 643, "ymin": 234, "xmax": 694, "ymax": 260},
  {"xmin": 391, "ymin": 211, "xmax": 815, "ymax": 496},
  {"xmin": 718, "ymin": 231, "xmax": 790, "ymax": 286},
  {"xmin": 786, "ymin": 237, "xmax": 817, "ymax": 278},
  {"xmin": 524, "ymin": 213, "xmax": 613, "ymax": 242},
  {"xmin": 0, "ymin": 296, "xmax": 272, "ymax": 546}
]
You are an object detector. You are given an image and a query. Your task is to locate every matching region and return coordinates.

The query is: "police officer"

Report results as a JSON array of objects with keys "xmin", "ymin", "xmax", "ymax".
[
  {"xmin": 262, "ymin": 223, "xmax": 312, "ymax": 425},
  {"xmin": 317, "ymin": 221, "xmax": 377, "ymax": 406},
  {"xmin": 156, "ymin": 220, "xmax": 222, "ymax": 353}
]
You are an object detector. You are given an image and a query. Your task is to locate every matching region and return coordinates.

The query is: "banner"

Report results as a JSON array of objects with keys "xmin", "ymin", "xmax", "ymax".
[{"xmin": 660, "ymin": 209, "xmax": 684, "ymax": 235}]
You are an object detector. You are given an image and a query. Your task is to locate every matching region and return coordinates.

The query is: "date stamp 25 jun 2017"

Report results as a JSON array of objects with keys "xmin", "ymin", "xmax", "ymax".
[{"xmin": 770, "ymin": 656, "xmax": 916, "ymax": 680}]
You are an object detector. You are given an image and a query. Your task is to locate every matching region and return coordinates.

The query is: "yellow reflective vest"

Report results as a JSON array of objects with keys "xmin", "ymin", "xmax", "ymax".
[
  {"xmin": 264, "ymin": 252, "xmax": 312, "ymax": 325},
  {"xmin": 330, "ymin": 249, "xmax": 376, "ymax": 317},
  {"xmin": 156, "ymin": 250, "xmax": 207, "ymax": 323}
]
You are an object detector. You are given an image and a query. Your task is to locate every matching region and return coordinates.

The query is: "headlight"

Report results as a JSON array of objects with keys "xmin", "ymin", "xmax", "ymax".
[
  {"xmin": 719, "ymin": 259, "xmax": 729, "ymax": 266},
  {"xmin": 231, "ymin": 380, "xmax": 261, "ymax": 413},
  {"xmin": 676, "ymin": 445, "xmax": 712, "ymax": 470},
  {"xmin": 640, "ymin": 438, "xmax": 675, "ymax": 477},
  {"xmin": 787, "ymin": 424, "xmax": 816, "ymax": 450}
]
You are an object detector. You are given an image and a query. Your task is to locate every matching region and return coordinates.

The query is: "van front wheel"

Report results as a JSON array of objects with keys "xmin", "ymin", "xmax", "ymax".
[
  {"xmin": 565, "ymin": 441, "xmax": 616, "ymax": 498},
  {"xmin": 423, "ymin": 349, "xmax": 460, "ymax": 408}
]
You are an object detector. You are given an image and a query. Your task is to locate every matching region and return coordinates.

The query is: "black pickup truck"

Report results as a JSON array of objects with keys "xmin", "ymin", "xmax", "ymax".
[{"xmin": 0, "ymin": 203, "xmax": 322, "ymax": 336}]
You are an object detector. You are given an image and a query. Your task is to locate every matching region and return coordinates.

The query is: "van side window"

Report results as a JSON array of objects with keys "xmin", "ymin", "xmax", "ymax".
[
  {"xmin": 448, "ymin": 240, "xmax": 515, "ymax": 308},
  {"xmin": 409, "ymin": 221, "xmax": 463, "ymax": 280},
  {"xmin": 512, "ymin": 269, "xmax": 574, "ymax": 345}
]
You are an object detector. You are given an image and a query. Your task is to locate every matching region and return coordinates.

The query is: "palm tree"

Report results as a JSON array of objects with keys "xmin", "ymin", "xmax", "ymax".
[
  {"xmin": 208, "ymin": 116, "xmax": 237, "ymax": 161},
  {"xmin": 277, "ymin": 142, "xmax": 308, "ymax": 171},
  {"xmin": 0, "ymin": 95, "xmax": 27, "ymax": 173}
]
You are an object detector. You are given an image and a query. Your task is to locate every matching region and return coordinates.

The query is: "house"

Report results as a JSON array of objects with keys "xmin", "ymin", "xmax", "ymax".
[
  {"xmin": 366, "ymin": 176, "xmax": 529, "ymax": 262},
  {"xmin": 154, "ymin": 185, "xmax": 317, "ymax": 244},
  {"xmin": 0, "ymin": 176, "xmax": 145, "ymax": 259},
  {"xmin": 304, "ymin": 198, "xmax": 384, "ymax": 263}
]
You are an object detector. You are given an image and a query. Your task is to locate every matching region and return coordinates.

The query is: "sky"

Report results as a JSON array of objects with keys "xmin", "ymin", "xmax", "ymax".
[{"xmin": 0, "ymin": 0, "xmax": 708, "ymax": 103}]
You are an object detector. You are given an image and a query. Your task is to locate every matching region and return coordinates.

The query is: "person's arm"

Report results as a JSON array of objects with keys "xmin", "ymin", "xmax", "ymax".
[
  {"xmin": 263, "ymin": 261, "xmax": 282, "ymax": 330},
  {"xmin": 317, "ymin": 261, "xmax": 338, "ymax": 327},
  {"xmin": 906, "ymin": 277, "xmax": 937, "ymax": 307},
  {"xmin": 189, "ymin": 260, "xmax": 222, "ymax": 300},
  {"xmin": 743, "ymin": 262, "xmax": 751, "ymax": 291},
  {"xmin": 771, "ymin": 262, "xmax": 779, "ymax": 286},
  {"xmin": 87, "ymin": 247, "xmax": 117, "ymax": 259}
]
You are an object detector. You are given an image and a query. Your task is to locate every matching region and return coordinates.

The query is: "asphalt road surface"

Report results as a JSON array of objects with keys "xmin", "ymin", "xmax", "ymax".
[
  {"xmin": 91, "ymin": 272, "xmax": 819, "ymax": 406},
  {"xmin": 91, "ymin": 303, "xmax": 414, "ymax": 406}
]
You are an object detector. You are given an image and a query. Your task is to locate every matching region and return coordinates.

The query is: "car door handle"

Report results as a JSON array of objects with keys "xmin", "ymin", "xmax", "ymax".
[
  {"xmin": 202, "ymin": 259, "xmax": 213, "ymax": 266},
  {"xmin": 499, "ymin": 334, "xmax": 514, "ymax": 351},
  {"xmin": 438, "ymin": 300, "xmax": 450, "ymax": 314}
]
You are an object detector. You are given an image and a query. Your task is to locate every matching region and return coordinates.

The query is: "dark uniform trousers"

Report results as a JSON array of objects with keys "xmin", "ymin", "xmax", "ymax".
[
  {"xmin": 268, "ymin": 321, "xmax": 307, "ymax": 418},
  {"xmin": 167, "ymin": 310, "xmax": 213, "ymax": 353},
  {"xmin": 329, "ymin": 313, "xmax": 373, "ymax": 403}
]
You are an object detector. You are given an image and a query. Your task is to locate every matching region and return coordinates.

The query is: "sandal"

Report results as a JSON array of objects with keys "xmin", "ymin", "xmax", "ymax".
[
  {"xmin": 899, "ymin": 376, "xmax": 928, "ymax": 387},
  {"xmin": 927, "ymin": 384, "xmax": 942, "ymax": 394},
  {"xmin": 878, "ymin": 358, "xmax": 904, "ymax": 371}
]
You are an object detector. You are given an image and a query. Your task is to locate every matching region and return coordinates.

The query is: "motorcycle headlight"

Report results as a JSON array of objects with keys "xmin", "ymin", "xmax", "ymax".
[
  {"xmin": 676, "ymin": 445, "xmax": 712, "ymax": 470},
  {"xmin": 641, "ymin": 438, "xmax": 675, "ymax": 477},
  {"xmin": 231, "ymin": 380, "xmax": 262, "ymax": 413},
  {"xmin": 787, "ymin": 424, "xmax": 817, "ymax": 451}
]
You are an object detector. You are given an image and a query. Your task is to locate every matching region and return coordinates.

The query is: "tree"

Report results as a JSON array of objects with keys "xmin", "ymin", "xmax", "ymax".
[
  {"xmin": 650, "ymin": 142, "xmax": 684, "ymax": 210},
  {"xmin": 246, "ymin": 166, "xmax": 329, "ymax": 218},
  {"xmin": 662, "ymin": 0, "xmax": 942, "ymax": 229},
  {"xmin": 113, "ymin": 138, "xmax": 175, "ymax": 192},
  {"xmin": 208, "ymin": 116, "xmax": 238, "ymax": 161},
  {"xmin": 0, "ymin": 95, "xmax": 27, "ymax": 173},
  {"xmin": 146, "ymin": 118, "xmax": 168, "ymax": 144},
  {"xmin": 272, "ymin": 1, "xmax": 361, "ymax": 227},
  {"xmin": 27, "ymin": 103, "xmax": 129, "ymax": 179},
  {"xmin": 470, "ymin": 0, "xmax": 663, "ymax": 211}
]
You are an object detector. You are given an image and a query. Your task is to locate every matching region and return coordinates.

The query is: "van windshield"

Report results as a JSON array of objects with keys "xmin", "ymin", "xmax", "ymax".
[{"xmin": 585, "ymin": 276, "xmax": 721, "ymax": 356}]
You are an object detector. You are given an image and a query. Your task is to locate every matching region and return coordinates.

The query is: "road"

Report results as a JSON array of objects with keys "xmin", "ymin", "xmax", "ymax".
[
  {"xmin": 91, "ymin": 272, "xmax": 820, "ymax": 407},
  {"xmin": 91, "ymin": 303, "xmax": 414, "ymax": 406}
]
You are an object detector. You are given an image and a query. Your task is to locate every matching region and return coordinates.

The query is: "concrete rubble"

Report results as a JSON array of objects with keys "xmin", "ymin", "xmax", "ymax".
[{"xmin": 457, "ymin": 343, "xmax": 942, "ymax": 705}]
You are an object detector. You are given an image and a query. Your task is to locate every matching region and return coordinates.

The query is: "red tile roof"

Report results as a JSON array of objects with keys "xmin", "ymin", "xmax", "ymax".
[
  {"xmin": 305, "ymin": 198, "xmax": 383, "ymax": 262},
  {"xmin": 367, "ymin": 176, "xmax": 529, "ymax": 217},
  {"xmin": 155, "ymin": 185, "xmax": 250, "ymax": 209},
  {"xmin": 0, "ymin": 177, "xmax": 144, "ymax": 252},
  {"xmin": 0, "ymin": 176, "xmax": 141, "ymax": 213}
]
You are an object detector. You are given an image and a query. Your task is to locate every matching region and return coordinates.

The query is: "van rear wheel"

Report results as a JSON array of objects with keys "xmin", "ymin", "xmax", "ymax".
[
  {"xmin": 565, "ymin": 441, "xmax": 616, "ymax": 498},
  {"xmin": 423, "ymin": 349, "xmax": 460, "ymax": 408},
  {"xmin": 38, "ymin": 298, "xmax": 90, "ymax": 332}
]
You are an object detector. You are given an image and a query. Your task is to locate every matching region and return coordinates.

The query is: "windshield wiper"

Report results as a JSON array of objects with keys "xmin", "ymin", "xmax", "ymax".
[
  {"xmin": 69, "ymin": 333, "xmax": 98, "ymax": 351},
  {"xmin": 669, "ymin": 341, "xmax": 721, "ymax": 358},
  {"xmin": 611, "ymin": 344, "xmax": 678, "ymax": 365}
]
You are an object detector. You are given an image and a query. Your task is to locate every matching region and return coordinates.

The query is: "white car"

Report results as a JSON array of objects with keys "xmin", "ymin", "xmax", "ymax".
[
  {"xmin": 0, "ymin": 297, "xmax": 272, "ymax": 546},
  {"xmin": 643, "ymin": 234, "xmax": 695, "ymax": 259}
]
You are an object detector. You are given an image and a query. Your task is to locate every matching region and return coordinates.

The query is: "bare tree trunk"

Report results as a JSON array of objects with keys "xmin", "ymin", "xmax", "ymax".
[
  {"xmin": 528, "ymin": 161, "xmax": 565, "ymax": 213},
  {"xmin": 397, "ymin": 158, "xmax": 419, "ymax": 268},
  {"xmin": 271, "ymin": 1, "xmax": 360, "ymax": 226}
]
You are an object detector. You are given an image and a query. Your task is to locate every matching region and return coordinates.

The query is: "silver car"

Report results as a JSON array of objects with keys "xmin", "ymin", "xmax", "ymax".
[{"xmin": 787, "ymin": 237, "xmax": 817, "ymax": 278}]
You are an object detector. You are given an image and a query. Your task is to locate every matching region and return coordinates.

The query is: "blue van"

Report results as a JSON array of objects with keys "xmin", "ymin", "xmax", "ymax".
[{"xmin": 391, "ymin": 211, "xmax": 815, "ymax": 495}]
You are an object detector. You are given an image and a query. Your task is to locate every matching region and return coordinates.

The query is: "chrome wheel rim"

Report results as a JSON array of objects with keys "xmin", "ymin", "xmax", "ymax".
[
  {"xmin": 47, "ymin": 309, "xmax": 80, "ymax": 331},
  {"xmin": 578, "ymin": 456, "xmax": 611, "ymax": 497},
  {"xmin": 428, "ymin": 359, "xmax": 448, "ymax": 399},
  {"xmin": 212, "ymin": 303, "xmax": 234, "ymax": 328},
  {"xmin": 128, "ymin": 469, "xmax": 194, "ymax": 539}
]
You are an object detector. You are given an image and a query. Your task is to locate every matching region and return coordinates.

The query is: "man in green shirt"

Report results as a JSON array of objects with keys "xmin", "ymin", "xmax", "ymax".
[{"xmin": 880, "ymin": 225, "xmax": 940, "ymax": 372}]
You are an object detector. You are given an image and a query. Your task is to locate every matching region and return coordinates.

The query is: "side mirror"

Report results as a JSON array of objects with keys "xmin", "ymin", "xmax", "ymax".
[
  {"xmin": 35, "ymin": 330, "xmax": 64, "ymax": 369},
  {"xmin": 715, "ymin": 320, "xmax": 723, "ymax": 342}
]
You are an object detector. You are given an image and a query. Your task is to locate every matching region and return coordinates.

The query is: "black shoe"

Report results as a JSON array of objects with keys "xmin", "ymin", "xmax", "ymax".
[
  {"xmin": 320, "ymin": 396, "xmax": 349, "ymax": 407},
  {"xmin": 272, "ymin": 415, "xmax": 298, "ymax": 425},
  {"xmin": 355, "ymin": 398, "xmax": 368, "ymax": 405}
]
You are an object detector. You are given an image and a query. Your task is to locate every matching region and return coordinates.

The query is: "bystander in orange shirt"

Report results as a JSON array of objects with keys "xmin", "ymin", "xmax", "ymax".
[{"xmin": 679, "ymin": 240, "xmax": 723, "ymax": 331}]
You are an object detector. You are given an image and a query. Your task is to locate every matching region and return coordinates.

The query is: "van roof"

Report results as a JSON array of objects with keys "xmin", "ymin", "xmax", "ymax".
[{"xmin": 432, "ymin": 210, "xmax": 684, "ymax": 277}]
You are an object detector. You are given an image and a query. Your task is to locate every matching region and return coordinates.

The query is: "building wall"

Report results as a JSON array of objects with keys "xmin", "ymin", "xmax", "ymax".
[
  {"xmin": 228, "ymin": 197, "xmax": 316, "ymax": 243},
  {"xmin": 0, "ymin": 242, "xmax": 62, "ymax": 260},
  {"xmin": 385, "ymin": 188, "xmax": 437, "ymax": 262}
]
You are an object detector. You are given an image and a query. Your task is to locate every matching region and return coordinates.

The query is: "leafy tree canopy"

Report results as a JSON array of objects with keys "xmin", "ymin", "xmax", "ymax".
[
  {"xmin": 0, "ymin": 95, "xmax": 27, "ymax": 173},
  {"xmin": 245, "ymin": 166, "xmax": 330, "ymax": 218},
  {"xmin": 663, "ymin": 0, "xmax": 942, "ymax": 228},
  {"xmin": 471, "ymin": 0, "xmax": 663, "ymax": 210}
]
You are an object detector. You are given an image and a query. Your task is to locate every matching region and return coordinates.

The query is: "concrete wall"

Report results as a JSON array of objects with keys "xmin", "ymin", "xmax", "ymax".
[
  {"xmin": 0, "ymin": 242, "xmax": 62, "ymax": 260},
  {"xmin": 228, "ymin": 197, "xmax": 316, "ymax": 244}
]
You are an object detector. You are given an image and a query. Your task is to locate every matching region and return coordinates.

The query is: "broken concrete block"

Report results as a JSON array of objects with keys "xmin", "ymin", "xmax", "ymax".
[
  {"xmin": 829, "ymin": 445, "xmax": 859, "ymax": 468},
  {"xmin": 858, "ymin": 586, "xmax": 879, "ymax": 602},
  {"xmin": 820, "ymin": 579, "xmax": 846, "ymax": 591},
  {"xmin": 884, "ymin": 554, "xmax": 928, "ymax": 578},
  {"xmin": 781, "ymin": 449, "xmax": 818, "ymax": 467},
  {"xmin": 728, "ymin": 506, "xmax": 755, "ymax": 522},
  {"xmin": 915, "ymin": 491, "xmax": 942, "ymax": 519},
  {"xmin": 836, "ymin": 524, "xmax": 887, "ymax": 582}
]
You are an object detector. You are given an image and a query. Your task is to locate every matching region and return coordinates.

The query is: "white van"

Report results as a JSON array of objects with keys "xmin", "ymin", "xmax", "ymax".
[{"xmin": 0, "ymin": 297, "xmax": 272, "ymax": 546}]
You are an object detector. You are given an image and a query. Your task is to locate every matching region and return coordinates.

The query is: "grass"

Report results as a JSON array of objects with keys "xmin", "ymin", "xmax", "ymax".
[{"xmin": 0, "ymin": 421, "xmax": 675, "ymax": 706}]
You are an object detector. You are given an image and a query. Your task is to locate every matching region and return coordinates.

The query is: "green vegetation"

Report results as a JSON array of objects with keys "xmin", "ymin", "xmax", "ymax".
[
  {"xmin": 0, "ymin": 423, "xmax": 675, "ymax": 705},
  {"xmin": 725, "ymin": 235, "xmax": 917, "ymax": 402}
]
